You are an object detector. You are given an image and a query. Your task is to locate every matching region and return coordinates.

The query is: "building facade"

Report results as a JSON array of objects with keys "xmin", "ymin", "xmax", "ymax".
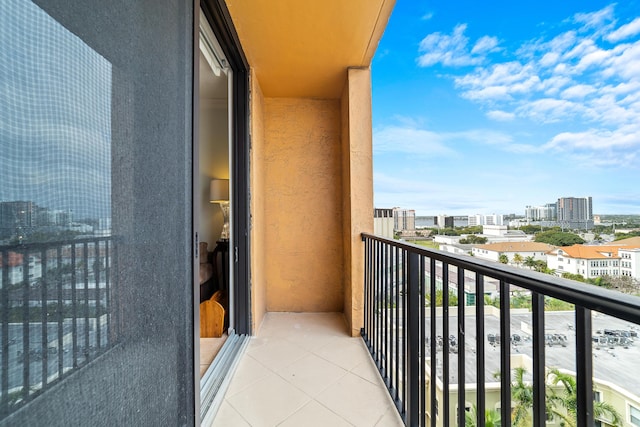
[
  {"xmin": 525, "ymin": 203, "xmax": 557, "ymax": 221},
  {"xmin": 393, "ymin": 208, "xmax": 415, "ymax": 232},
  {"xmin": 557, "ymin": 196, "xmax": 593, "ymax": 229},
  {"xmin": 472, "ymin": 241, "xmax": 556, "ymax": 264},
  {"xmin": 374, "ymin": 208, "xmax": 394, "ymax": 238}
]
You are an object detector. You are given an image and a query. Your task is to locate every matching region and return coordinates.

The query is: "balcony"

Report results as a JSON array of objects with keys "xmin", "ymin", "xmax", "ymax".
[
  {"xmin": 360, "ymin": 233, "xmax": 640, "ymax": 426},
  {"xmin": 210, "ymin": 312, "xmax": 404, "ymax": 426},
  {"xmin": 0, "ymin": 237, "xmax": 114, "ymax": 417}
]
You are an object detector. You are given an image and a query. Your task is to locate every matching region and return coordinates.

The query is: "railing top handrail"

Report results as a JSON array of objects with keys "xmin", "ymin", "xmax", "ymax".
[
  {"xmin": 0, "ymin": 235, "xmax": 113, "ymax": 252},
  {"xmin": 362, "ymin": 232, "xmax": 640, "ymax": 325}
]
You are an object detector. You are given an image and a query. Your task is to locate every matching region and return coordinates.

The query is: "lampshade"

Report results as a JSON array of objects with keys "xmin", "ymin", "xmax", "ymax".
[{"xmin": 209, "ymin": 179, "xmax": 229, "ymax": 203}]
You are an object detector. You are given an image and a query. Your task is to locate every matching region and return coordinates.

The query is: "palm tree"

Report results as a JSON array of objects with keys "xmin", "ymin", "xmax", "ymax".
[
  {"xmin": 500, "ymin": 366, "xmax": 534, "ymax": 426},
  {"xmin": 498, "ymin": 254, "xmax": 509, "ymax": 264},
  {"xmin": 465, "ymin": 404, "xmax": 501, "ymax": 427},
  {"xmin": 547, "ymin": 368, "xmax": 622, "ymax": 427},
  {"xmin": 513, "ymin": 253, "xmax": 524, "ymax": 267},
  {"xmin": 523, "ymin": 256, "xmax": 537, "ymax": 270}
]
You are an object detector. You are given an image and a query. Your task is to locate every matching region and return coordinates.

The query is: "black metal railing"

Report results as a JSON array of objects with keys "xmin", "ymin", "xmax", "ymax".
[
  {"xmin": 361, "ymin": 233, "xmax": 640, "ymax": 427},
  {"xmin": 0, "ymin": 236, "xmax": 115, "ymax": 418}
]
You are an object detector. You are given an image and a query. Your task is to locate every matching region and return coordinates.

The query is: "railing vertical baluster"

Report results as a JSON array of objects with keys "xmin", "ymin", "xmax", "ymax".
[
  {"xmin": 71, "ymin": 243, "xmax": 77, "ymax": 368},
  {"xmin": 476, "ymin": 274, "xmax": 485, "ymax": 427},
  {"xmin": 404, "ymin": 248, "xmax": 409, "ymax": 419},
  {"xmin": 457, "ymin": 267, "xmax": 466, "ymax": 427},
  {"xmin": 41, "ymin": 248, "xmax": 48, "ymax": 390},
  {"xmin": 576, "ymin": 306, "xmax": 593, "ymax": 427},
  {"xmin": 499, "ymin": 280, "xmax": 511, "ymax": 427},
  {"xmin": 407, "ymin": 250, "xmax": 420, "ymax": 427},
  {"xmin": 383, "ymin": 242, "xmax": 388, "ymax": 382},
  {"xmin": 376, "ymin": 241, "xmax": 382, "ymax": 368},
  {"xmin": 429, "ymin": 257, "xmax": 436, "ymax": 427},
  {"xmin": 391, "ymin": 247, "xmax": 400, "ymax": 407},
  {"xmin": 1, "ymin": 249, "xmax": 10, "ymax": 416},
  {"xmin": 21, "ymin": 248, "xmax": 30, "ymax": 402},
  {"xmin": 394, "ymin": 246, "xmax": 400, "ymax": 407},
  {"xmin": 105, "ymin": 240, "xmax": 110, "ymax": 345},
  {"xmin": 95, "ymin": 241, "xmax": 101, "ymax": 349},
  {"xmin": 419, "ymin": 255, "xmax": 424, "ymax": 427},
  {"xmin": 56, "ymin": 246, "xmax": 64, "ymax": 379},
  {"xmin": 532, "ymin": 291, "xmax": 546, "ymax": 426},
  {"xmin": 442, "ymin": 263, "xmax": 450, "ymax": 427},
  {"xmin": 83, "ymin": 243, "xmax": 89, "ymax": 362}
]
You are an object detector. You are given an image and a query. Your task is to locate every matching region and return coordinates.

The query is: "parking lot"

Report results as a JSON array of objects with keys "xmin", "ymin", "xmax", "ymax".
[{"xmin": 425, "ymin": 310, "xmax": 640, "ymax": 396}]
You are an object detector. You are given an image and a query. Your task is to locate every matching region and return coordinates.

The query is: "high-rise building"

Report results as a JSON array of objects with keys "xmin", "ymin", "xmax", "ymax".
[
  {"xmin": 434, "ymin": 214, "xmax": 454, "ymax": 229},
  {"xmin": 0, "ymin": 201, "xmax": 35, "ymax": 239},
  {"xmin": 393, "ymin": 208, "xmax": 415, "ymax": 232},
  {"xmin": 468, "ymin": 214, "xmax": 503, "ymax": 227},
  {"xmin": 374, "ymin": 208, "xmax": 394, "ymax": 238},
  {"xmin": 524, "ymin": 203, "xmax": 556, "ymax": 221},
  {"xmin": 557, "ymin": 196, "xmax": 593, "ymax": 229}
]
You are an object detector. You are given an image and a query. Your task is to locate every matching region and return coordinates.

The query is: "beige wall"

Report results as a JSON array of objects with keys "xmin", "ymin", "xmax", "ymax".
[
  {"xmin": 341, "ymin": 68, "xmax": 374, "ymax": 336},
  {"xmin": 248, "ymin": 70, "xmax": 374, "ymax": 330},
  {"xmin": 250, "ymin": 70, "xmax": 268, "ymax": 333},
  {"xmin": 262, "ymin": 97, "xmax": 344, "ymax": 313}
]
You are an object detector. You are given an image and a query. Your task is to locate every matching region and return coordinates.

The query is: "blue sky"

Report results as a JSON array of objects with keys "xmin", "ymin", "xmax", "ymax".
[{"xmin": 371, "ymin": 1, "xmax": 640, "ymax": 216}]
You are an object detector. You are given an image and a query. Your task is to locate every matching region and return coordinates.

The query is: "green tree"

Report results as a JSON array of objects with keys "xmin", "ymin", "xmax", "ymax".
[
  {"xmin": 547, "ymin": 368, "xmax": 622, "ymax": 427},
  {"xmin": 561, "ymin": 272, "xmax": 586, "ymax": 282},
  {"xmin": 513, "ymin": 253, "xmax": 524, "ymax": 267},
  {"xmin": 426, "ymin": 289, "xmax": 458, "ymax": 307},
  {"xmin": 498, "ymin": 254, "xmax": 509, "ymax": 264},
  {"xmin": 465, "ymin": 404, "xmax": 501, "ymax": 427},
  {"xmin": 459, "ymin": 235, "xmax": 488, "ymax": 244},
  {"xmin": 534, "ymin": 230, "xmax": 585, "ymax": 246},
  {"xmin": 523, "ymin": 256, "xmax": 537, "ymax": 269}
]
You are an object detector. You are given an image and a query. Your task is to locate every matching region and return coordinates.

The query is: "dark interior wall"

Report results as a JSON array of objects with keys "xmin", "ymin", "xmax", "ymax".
[{"xmin": 3, "ymin": 1, "xmax": 195, "ymax": 425}]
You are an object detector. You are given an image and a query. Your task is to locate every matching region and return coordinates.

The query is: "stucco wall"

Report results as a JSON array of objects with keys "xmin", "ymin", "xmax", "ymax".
[
  {"xmin": 341, "ymin": 68, "xmax": 374, "ymax": 336},
  {"xmin": 263, "ymin": 98, "xmax": 344, "ymax": 312},
  {"xmin": 250, "ymin": 70, "xmax": 267, "ymax": 332}
]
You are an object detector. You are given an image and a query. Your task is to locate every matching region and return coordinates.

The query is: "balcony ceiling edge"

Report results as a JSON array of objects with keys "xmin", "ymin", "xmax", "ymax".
[{"xmin": 225, "ymin": 0, "xmax": 395, "ymax": 99}]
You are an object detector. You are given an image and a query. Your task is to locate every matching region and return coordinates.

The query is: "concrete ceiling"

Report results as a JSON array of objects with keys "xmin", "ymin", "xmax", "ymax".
[{"xmin": 226, "ymin": 0, "xmax": 395, "ymax": 99}]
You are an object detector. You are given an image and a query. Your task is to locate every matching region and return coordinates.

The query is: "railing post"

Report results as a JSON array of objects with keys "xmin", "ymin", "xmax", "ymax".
[
  {"xmin": 407, "ymin": 251, "xmax": 421, "ymax": 427},
  {"xmin": 576, "ymin": 306, "xmax": 593, "ymax": 427},
  {"xmin": 532, "ymin": 292, "xmax": 546, "ymax": 426}
]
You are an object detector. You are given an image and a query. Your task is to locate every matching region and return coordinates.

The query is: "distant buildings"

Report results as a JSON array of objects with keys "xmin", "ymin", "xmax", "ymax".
[
  {"xmin": 393, "ymin": 208, "xmax": 415, "ymax": 232},
  {"xmin": 434, "ymin": 214, "xmax": 454, "ymax": 229},
  {"xmin": 373, "ymin": 208, "xmax": 394, "ymax": 238},
  {"xmin": 557, "ymin": 196, "xmax": 593, "ymax": 229},
  {"xmin": 547, "ymin": 236, "xmax": 640, "ymax": 280},
  {"xmin": 467, "ymin": 213, "xmax": 503, "ymax": 226},
  {"xmin": 472, "ymin": 241, "xmax": 556, "ymax": 264},
  {"xmin": 525, "ymin": 203, "xmax": 557, "ymax": 221}
]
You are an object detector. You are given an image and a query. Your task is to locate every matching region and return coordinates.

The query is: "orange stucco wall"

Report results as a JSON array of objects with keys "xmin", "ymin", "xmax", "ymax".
[
  {"xmin": 341, "ymin": 68, "xmax": 374, "ymax": 336},
  {"xmin": 262, "ymin": 98, "xmax": 344, "ymax": 312},
  {"xmin": 250, "ymin": 70, "xmax": 268, "ymax": 333}
]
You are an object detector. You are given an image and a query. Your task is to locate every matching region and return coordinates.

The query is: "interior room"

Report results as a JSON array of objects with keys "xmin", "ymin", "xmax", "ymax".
[{"xmin": 197, "ymin": 20, "xmax": 231, "ymax": 377}]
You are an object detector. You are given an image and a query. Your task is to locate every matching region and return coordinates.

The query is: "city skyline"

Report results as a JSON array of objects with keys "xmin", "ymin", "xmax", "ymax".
[{"xmin": 372, "ymin": 0, "xmax": 640, "ymax": 216}]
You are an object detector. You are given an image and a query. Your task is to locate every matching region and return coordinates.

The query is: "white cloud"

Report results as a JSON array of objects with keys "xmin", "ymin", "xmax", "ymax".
[
  {"xmin": 486, "ymin": 110, "xmax": 515, "ymax": 121},
  {"xmin": 606, "ymin": 17, "xmax": 640, "ymax": 42},
  {"xmin": 560, "ymin": 84, "xmax": 596, "ymax": 99},
  {"xmin": 373, "ymin": 126, "xmax": 456, "ymax": 156},
  {"xmin": 417, "ymin": 24, "xmax": 498, "ymax": 67},
  {"xmin": 472, "ymin": 36, "xmax": 500, "ymax": 54},
  {"xmin": 421, "ymin": 12, "xmax": 434, "ymax": 21},
  {"xmin": 573, "ymin": 5, "xmax": 616, "ymax": 32}
]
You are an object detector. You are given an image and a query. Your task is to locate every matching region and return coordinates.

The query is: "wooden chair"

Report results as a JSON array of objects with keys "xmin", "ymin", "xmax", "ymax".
[{"xmin": 200, "ymin": 290, "xmax": 225, "ymax": 338}]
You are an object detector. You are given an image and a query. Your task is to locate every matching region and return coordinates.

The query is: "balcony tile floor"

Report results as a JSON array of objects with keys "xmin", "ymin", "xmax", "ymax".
[{"xmin": 211, "ymin": 312, "xmax": 404, "ymax": 427}]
